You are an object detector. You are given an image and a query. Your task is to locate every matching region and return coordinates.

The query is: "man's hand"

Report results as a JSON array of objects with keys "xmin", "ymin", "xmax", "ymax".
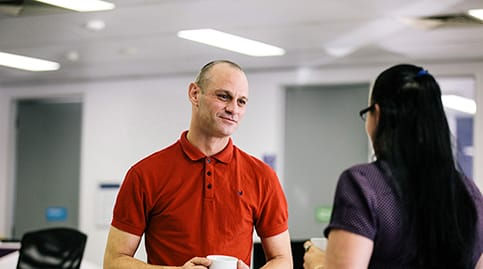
[
  {"xmin": 303, "ymin": 240, "xmax": 325, "ymax": 269},
  {"xmin": 237, "ymin": 259, "xmax": 249, "ymax": 269},
  {"xmin": 181, "ymin": 257, "xmax": 211, "ymax": 269}
]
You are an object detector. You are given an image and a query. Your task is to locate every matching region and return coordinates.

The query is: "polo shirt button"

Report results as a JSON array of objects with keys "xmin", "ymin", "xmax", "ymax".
[
  {"xmin": 207, "ymin": 183, "xmax": 212, "ymax": 189},
  {"xmin": 207, "ymin": 171, "xmax": 212, "ymax": 176},
  {"xmin": 206, "ymin": 158, "xmax": 211, "ymax": 163}
]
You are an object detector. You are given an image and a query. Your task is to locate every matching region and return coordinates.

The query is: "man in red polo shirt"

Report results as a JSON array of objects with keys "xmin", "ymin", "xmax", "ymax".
[{"xmin": 103, "ymin": 60, "xmax": 292, "ymax": 269}]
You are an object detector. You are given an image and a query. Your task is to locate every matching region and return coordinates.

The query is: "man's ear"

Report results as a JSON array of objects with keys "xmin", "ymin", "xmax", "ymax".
[
  {"xmin": 374, "ymin": 103, "xmax": 381, "ymax": 123},
  {"xmin": 188, "ymin": 82, "xmax": 201, "ymax": 106}
]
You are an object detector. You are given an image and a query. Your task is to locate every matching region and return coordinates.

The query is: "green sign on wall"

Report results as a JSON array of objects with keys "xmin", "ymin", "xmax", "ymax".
[{"xmin": 315, "ymin": 206, "xmax": 332, "ymax": 223}]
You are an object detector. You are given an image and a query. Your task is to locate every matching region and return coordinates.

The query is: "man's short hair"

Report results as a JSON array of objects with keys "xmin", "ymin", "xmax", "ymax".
[{"xmin": 194, "ymin": 60, "xmax": 243, "ymax": 91}]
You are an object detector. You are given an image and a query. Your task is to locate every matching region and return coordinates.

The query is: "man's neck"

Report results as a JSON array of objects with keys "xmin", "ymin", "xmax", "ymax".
[{"xmin": 186, "ymin": 129, "xmax": 230, "ymax": 156}]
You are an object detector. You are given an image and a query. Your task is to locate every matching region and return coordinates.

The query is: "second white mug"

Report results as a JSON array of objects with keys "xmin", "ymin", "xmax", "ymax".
[{"xmin": 310, "ymin": 237, "xmax": 327, "ymax": 250}]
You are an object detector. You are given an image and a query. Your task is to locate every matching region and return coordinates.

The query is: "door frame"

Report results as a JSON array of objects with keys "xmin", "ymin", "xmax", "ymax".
[{"xmin": 6, "ymin": 95, "xmax": 83, "ymax": 238}]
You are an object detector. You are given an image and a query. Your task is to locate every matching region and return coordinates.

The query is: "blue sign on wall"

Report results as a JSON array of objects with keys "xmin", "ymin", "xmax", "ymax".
[
  {"xmin": 45, "ymin": 207, "xmax": 68, "ymax": 222},
  {"xmin": 262, "ymin": 154, "xmax": 276, "ymax": 170}
]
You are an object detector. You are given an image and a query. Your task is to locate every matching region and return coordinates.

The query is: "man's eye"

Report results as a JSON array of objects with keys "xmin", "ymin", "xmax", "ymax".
[
  {"xmin": 218, "ymin": 94, "xmax": 229, "ymax": 100},
  {"xmin": 238, "ymin": 100, "xmax": 247, "ymax": 106}
]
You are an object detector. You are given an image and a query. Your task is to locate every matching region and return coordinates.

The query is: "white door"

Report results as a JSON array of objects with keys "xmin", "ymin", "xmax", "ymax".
[{"xmin": 13, "ymin": 99, "xmax": 82, "ymax": 238}]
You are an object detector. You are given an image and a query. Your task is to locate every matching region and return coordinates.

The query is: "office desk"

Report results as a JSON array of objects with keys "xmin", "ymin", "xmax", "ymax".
[
  {"xmin": 0, "ymin": 241, "xmax": 20, "ymax": 258},
  {"xmin": 0, "ymin": 251, "xmax": 19, "ymax": 268}
]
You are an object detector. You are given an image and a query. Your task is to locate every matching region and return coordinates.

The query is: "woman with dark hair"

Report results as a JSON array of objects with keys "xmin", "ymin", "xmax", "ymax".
[{"xmin": 303, "ymin": 64, "xmax": 482, "ymax": 268}]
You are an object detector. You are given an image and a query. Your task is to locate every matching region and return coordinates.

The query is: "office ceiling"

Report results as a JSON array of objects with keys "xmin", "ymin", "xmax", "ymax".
[{"xmin": 0, "ymin": 0, "xmax": 483, "ymax": 86}]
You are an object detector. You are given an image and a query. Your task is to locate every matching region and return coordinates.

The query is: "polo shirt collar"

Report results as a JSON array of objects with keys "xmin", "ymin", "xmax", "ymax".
[{"xmin": 179, "ymin": 131, "xmax": 234, "ymax": 164}]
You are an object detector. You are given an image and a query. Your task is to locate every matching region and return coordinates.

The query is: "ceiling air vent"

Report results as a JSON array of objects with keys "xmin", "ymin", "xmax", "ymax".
[
  {"xmin": 403, "ymin": 13, "xmax": 483, "ymax": 30},
  {"xmin": 0, "ymin": 0, "xmax": 72, "ymax": 17},
  {"xmin": 0, "ymin": 0, "xmax": 23, "ymax": 16}
]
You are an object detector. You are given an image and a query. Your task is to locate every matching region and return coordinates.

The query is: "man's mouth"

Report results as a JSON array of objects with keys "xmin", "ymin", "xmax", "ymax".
[{"xmin": 219, "ymin": 116, "xmax": 237, "ymax": 123}]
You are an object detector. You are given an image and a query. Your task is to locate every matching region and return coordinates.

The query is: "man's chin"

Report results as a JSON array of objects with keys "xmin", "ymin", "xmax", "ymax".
[{"xmin": 215, "ymin": 126, "xmax": 237, "ymax": 138}]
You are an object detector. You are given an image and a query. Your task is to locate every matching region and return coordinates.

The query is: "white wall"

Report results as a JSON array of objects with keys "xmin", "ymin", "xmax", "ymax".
[{"xmin": 0, "ymin": 62, "xmax": 482, "ymax": 266}]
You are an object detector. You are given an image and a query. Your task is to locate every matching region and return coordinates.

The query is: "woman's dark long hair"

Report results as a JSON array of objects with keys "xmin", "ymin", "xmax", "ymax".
[{"xmin": 371, "ymin": 64, "xmax": 477, "ymax": 268}]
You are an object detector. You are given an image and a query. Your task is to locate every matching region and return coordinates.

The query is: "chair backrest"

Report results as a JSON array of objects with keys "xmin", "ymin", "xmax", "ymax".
[{"xmin": 16, "ymin": 227, "xmax": 87, "ymax": 269}]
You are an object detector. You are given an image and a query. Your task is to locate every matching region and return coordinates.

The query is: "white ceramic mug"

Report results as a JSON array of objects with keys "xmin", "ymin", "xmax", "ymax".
[
  {"xmin": 207, "ymin": 255, "xmax": 238, "ymax": 269},
  {"xmin": 310, "ymin": 237, "xmax": 327, "ymax": 250}
]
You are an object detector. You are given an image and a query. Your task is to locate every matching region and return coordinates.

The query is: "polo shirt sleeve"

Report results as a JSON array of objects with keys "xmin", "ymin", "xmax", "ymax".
[
  {"xmin": 111, "ymin": 167, "xmax": 147, "ymax": 236},
  {"xmin": 255, "ymin": 168, "xmax": 289, "ymax": 238},
  {"xmin": 324, "ymin": 168, "xmax": 377, "ymax": 240}
]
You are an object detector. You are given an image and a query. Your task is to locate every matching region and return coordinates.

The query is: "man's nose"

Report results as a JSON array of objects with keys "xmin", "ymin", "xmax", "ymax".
[{"xmin": 225, "ymin": 100, "xmax": 239, "ymax": 114}]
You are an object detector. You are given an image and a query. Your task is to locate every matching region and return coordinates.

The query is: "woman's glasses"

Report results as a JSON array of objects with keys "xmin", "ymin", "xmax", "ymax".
[{"xmin": 359, "ymin": 104, "xmax": 375, "ymax": 121}]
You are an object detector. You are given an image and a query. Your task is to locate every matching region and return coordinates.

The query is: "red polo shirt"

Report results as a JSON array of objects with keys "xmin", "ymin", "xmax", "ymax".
[{"xmin": 112, "ymin": 131, "xmax": 288, "ymax": 266}]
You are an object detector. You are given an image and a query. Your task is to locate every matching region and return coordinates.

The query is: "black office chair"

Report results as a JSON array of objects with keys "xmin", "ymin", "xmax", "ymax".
[{"xmin": 16, "ymin": 227, "xmax": 87, "ymax": 269}]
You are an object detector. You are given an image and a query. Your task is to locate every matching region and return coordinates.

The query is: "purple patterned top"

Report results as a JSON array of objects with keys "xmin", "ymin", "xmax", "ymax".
[{"xmin": 324, "ymin": 161, "xmax": 483, "ymax": 268}]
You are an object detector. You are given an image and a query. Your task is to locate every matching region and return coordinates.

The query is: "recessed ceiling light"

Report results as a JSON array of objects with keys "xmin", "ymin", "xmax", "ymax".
[
  {"xmin": 35, "ymin": 0, "xmax": 115, "ymax": 12},
  {"xmin": 85, "ymin": 19, "xmax": 106, "ymax": 31},
  {"xmin": 0, "ymin": 52, "xmax": 60, "ymax": 72},
  {"xmin": 468, "ymin": 9, "xmax": 483, "ymax": 20},
  {"xmin": 177, "ymin": 29, "xmax": 285, "ymax": 57},
  {"xmin": 324, "ymin": 46, "xmax": 356, "ymax": 57},
  {"xmin": 441, "ymin": 94, "xmax": 476, "ymax": 114},
  {"xmin": 65, "ymin": 51, "xmax": 80, "ymax": 62}
]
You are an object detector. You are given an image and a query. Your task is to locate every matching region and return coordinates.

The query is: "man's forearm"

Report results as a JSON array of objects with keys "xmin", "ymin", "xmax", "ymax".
[
  {"xmin": 259, "ymin": 230, "xmax": 293, "ymax": 269},
  {"xmin": 261, "ymin": 255, "xmax": 293, "ymax": 269},
  {"xmin": 104, "ymin": 254, "xmax": 177, "ymax": 269}
]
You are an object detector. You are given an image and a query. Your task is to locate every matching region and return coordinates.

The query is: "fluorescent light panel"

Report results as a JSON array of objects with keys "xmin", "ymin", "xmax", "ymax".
[
  {"xmin": 35, "ymin": 0, "xmax": 115, "ymax": 12},
  {"xmin": 177, "ymin": 29, "xmax": 285, "ymax": 57},
  {"xmin": 0, "ymin": 52, "xmax": 60, "ymax": 72},
  {"xmin": 468, "ymin": 9, "xmax": 483, "ymax": 20},
  {"xmin": 441, "ymin": 94, "xmax": 476, "ymax": 115}
]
